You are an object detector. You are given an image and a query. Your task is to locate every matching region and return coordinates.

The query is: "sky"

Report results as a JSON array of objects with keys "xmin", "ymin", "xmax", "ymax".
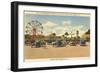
[{"xmin": 24, "ymin": 12, "xmax": 90, "ymax": 37}]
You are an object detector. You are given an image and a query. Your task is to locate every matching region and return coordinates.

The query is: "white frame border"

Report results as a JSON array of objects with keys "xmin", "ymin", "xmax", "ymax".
[{"xmin": 18, "ymin": 5, "xmax": 96, "ymax": 68}]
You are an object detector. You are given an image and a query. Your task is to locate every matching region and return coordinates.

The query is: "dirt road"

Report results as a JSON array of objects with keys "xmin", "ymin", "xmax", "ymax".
[{"xmin": 24, "ymin": 44, "xmax": 90, "ymax": 60}]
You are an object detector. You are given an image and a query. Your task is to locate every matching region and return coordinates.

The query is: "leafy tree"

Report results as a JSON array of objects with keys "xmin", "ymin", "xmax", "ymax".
[
  {"xmin": 85, "ymin": 29, "xmax": 90, "ymax": 34},
  {"xmin": 65, "ymin": 32, "xmax": 69, "ymax": 36},
  {"xmin": 64, "ymin": 32, "xmax": 69, "ymax": 39}
]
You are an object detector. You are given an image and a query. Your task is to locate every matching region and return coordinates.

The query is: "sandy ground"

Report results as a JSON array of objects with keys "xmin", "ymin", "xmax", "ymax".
[{"xmin": 24, "ymin": 44, "xmax": 90, "ymax": 60}]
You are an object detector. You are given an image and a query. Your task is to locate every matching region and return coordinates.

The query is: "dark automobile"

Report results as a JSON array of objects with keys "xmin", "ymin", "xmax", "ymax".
[
  {"xmin": 55, "ymin": 40, "xmax": 66, "ymax": 47},
  {"xmin": 69, "ymin": 41, "xmax": 77, "ymax": 46},
  {"xmin": 80, "ymin": 39, "xmax": 86, "ymax": 46}
]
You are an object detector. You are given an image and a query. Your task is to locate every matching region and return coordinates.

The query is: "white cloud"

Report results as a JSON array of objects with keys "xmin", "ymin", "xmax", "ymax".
[
  {"xmin": 42, "ymin": 21, "xmax": 57, "ymax": 35},
  {"xmin": 25, "ymin": 20, "xmax": 87, "ymax": 37},
  {"xmin": 62, "ymin": 21, "xmax": 71, "ymax": 26},
  {"xmin": 43, "ymin": 21, "xmax": 57, "ymax": 28},
  {"xmin": 42, "ymin": 20, "xmax": 71, "ymax": 36}
]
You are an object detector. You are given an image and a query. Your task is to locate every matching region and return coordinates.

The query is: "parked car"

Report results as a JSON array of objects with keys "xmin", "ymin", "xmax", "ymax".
[
  {"xmin": 80, "ymin": 39, "xmax": 86, "ymax": 46},
  {"xmin": 69, "ymin": 41, "xmax": 77, "ymax": 46}
]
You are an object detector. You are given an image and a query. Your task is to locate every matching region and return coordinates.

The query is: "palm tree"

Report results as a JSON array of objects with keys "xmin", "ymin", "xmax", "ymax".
[
  {"xmin": 65, "ymin": 32, "xmax": 68, "ymax": 36},
  {"xmin": 85, "ymin": 29, "xmax": 90, "ymax": 34},
  {"xmin": 64, "ymin": 32, "xmax": 69, "ymax": 39},
  {"xmin": 52, "ymin": 33, "xmax": 56, "ymax": 37},
  {"xmin": 84, "ymin": 29, "xmax": 90, "ymax": 41}
]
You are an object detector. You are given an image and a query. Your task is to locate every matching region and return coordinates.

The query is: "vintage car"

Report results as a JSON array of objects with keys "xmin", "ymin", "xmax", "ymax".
[
  {"xmin": 69, "ymin": 41, "xmax": 77, "ymax": 46},
  {"xmin": 80, "ymin": 39, "xmax": 86, "ymax": 46}
]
